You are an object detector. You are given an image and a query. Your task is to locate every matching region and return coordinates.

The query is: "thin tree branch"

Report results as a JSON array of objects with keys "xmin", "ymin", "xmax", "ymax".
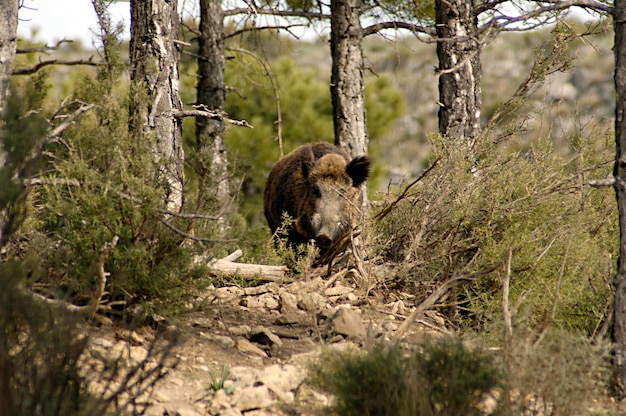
[
  {"xmin": 48, "ymin": 103, "xmax": 96, "ymax": 139},
  {"xmin": 393, "ymin": 259, "xmax": 506, "ymax": 342},
  {"xmin": 170, "ymin": 108, "xmax": 253, "ymax": 128},
  {"xmin": 482, "ymin": 0, "xmax": 612, "ymax": 33},
  {"xmin": 158, "ymin": 210, "xmax": 223, "ymax": 221},
  {"xmin": 158, "ymin": 217, "xmax": 237, "ymax": 243},
  {"xmin": 224, "ymin": 7, "xmax": 329, "ymax": 20},
  {"xmin": 12, "ymin": 58, "xmax": 100, "ymax": 76},
  {"xmin": 227, "ymin": 47, "xmax": 284, "ymax": 156},
  {"xmin": 535, "ymin": 0, "xmax": 612, "ymax": 14},
  {"xmin": 363, "ymin": 21, "xmax": 436, "ymax": 38},
  {"xmin": 589, "ymin": 177, "xmax": 616, "ymax": 188},
  {"xmin": 90, "ymin": 235, "xmax": 119, "ymax": 320},
  {"xmin": 374, "ymin": 158, "xmax": 440, "ymax": 222},
  {"xmin": 16, "ymin": 39, "xmax": 74, "ymax": 54},
  {"xmin": 503, "ymin": 248, "xmax": 513, "ymax": 340},
  {"xmin": 226, "ymin": 24, "xmax": 308, "ymax": 39}
]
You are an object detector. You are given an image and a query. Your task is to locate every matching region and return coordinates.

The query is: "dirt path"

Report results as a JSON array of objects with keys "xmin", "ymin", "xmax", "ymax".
[{"xmin": 83, "ymin": 274, "xmax": 445, "ymax": 415}]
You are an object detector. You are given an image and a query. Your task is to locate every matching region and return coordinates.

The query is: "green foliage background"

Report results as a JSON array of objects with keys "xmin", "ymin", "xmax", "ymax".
[{"xmin": 3, "ymin": 3, "xmax": 618, "ymax": 344}]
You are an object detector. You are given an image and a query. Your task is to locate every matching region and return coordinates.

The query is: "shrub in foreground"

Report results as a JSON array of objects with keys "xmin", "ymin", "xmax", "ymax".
[{"xmin": 309, "ymin": 339, "xmax": 503, "ymax": 416}]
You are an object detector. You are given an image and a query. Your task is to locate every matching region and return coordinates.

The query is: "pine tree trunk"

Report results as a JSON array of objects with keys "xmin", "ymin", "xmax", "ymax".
[
  {"xmin": 129, "ymin": 0, "xmax": 185, "ymax": 211},
  {"xmin": 0, "ymin": 0, "xmax": 19, "ymax": 247},
  {"xmin": 0, "ymin": 0, "xmax": 18, "ymax": 116},
  {"xmin": 330, "ymin": 0, "xmax": 368, "ymax": 159},
  {"xmin": 613, "ymin": 0, "xmax": 626, "ymax": 398},
  {"xmin": 435, "ymin": 0, "xmax": 481, "ymax": 143},
  {"xmin": 330, "ymin": 0, "xmax": 368, "ymax": 205},
  {"xmin": 196, "ymin": 0, "xmax": 229, "ymax": 217}
]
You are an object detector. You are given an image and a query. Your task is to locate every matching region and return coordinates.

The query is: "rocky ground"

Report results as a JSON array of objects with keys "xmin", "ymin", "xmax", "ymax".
[{"xmin": 80, "ymin": 270, "xmax": 448, "ymax": 416}]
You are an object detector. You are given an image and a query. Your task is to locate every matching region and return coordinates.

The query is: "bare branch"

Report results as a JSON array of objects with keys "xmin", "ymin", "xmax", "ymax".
[
  {"xmin": 227, "ymin": 47, "xmax": 284, "ymax": 156},
  {"xmin": 90, "ymin": 235, "xmax": 119, "ymax": 320},
  {"xmin": 226, "ymin": 24, "xmax": 309, "ymax": 40},
  {"xmin": 502, "ymin": 248, "xmax": 513, "ymax": 340},
  {"xmin": 158, "ymin": 209, "xmax": 223, "ymax": 221},
  {"xmin": 224, "ymin": 7, "xmax": 329, "ymax": 20},
  {"xmin": 482, "ymin": 0, "xmax": 612, "ymax": 33},
  {"xmin": 48, "ymin": 103, "xmax": 96, "ymax": 139},
  {"xmin": 170, "ymin": 108, "xmax": 253, "ymax": 128},
  {"xmin": 12, "ymin": 57, "xmax": 100, "ymax": 76},
  {"xmin": 158, "ymin": 217, "xmax": 237, "ymax": 243},
  {"xmin": 393, "ymin": 262, "xmax": 503, "ymax": 342},
  {"xmin": 374, "ymin": 158, "xmax": 440, "ymax": 222},
  {"xmin": 363, "ymin": 21, "xmax": 436, "ymax": 38},
  {"xmin": 393, "ymin": 275, "xmax": 471, "ymax": 342},
  {"xmin": 25, "ymin": 177, "xmax": 81, "ymax": 187},
  {"xmin": 589, "ymin": 177, "xmax": 616, "ymax": 188},
  {"xmin": 16, "ymin": 39, "xmax": 74, "ymax": 54},
  {"xmin": 535, "ymin": 0, "xmax": 612, "ymax": 14}
]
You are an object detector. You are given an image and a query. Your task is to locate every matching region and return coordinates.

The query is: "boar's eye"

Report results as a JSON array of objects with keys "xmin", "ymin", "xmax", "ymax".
[{"xmin": 312, "ymin": 183, "xmax": 322, "ymax": 198}]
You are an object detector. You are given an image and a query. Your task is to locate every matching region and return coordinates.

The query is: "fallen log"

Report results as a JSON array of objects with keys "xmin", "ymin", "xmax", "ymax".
[{"xmin": 207, "ymin": 249, "xmax": 289, "ymax": 282}]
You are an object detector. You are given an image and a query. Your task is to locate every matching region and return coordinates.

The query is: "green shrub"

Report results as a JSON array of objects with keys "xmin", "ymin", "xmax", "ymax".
[
  {"xmin": 500, "ymin": 328, "xmax": 610, "ymax": 416},
  {"xmin": 373, "ymin": 131, "xmax": 616, "ymax": 335},
  {"xmin": 0, "ymin": 264, "xmax": 88, "ymax": 416},
  {"xmin": 416, "ymin": 339, "xmax": 503, "ymax": 416},
  {"xmin": 2, "ymin": 14, "xmax": 217, "ymax": 315},
  {"xmin": 309, "ymin": 339, "xmax": 504, "ymax": 416}
]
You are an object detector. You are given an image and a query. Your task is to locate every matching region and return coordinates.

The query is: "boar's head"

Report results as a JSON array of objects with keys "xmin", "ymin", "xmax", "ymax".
[{"xmin": 295, "ymin": 146, "xmax": 370, "ymax": 250}]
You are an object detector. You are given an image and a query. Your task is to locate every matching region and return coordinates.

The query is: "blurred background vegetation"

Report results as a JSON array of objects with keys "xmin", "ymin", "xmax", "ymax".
[
  {"xmin": 6, "ymin": 10, "xmax": 616, "ymax": 330},
  {"xmin": 1, "ymin": 6, "xmax": 620, "ymax": 413}
]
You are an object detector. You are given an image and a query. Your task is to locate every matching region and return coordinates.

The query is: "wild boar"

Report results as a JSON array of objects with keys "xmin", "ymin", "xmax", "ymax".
[{"xmin": 263, "ymin": 142, "xmax": 371, "ymax": 252}]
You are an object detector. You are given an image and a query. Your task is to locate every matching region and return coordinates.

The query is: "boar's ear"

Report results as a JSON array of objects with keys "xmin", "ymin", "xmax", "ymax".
[
  {"xmin": 346, "ymin": 156, "xmax": 371, "ymax": 187},
  {"xmin": 301, "ymin": 145, "xmax": 316, "ymax": 178}
]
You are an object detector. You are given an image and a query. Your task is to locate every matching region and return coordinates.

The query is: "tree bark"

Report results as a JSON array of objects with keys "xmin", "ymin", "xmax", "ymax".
[
  {"xmin": 330, "ymin": 0, "xmax": 368, "ymax": 159},
  {"xmin": 613, "ymin": 0, "xmax": 626, "ymax": 398},
  {"xmin": 0, "ymin": 0, "xmax": 19, "ymax": 248},
  {"xmin": 196, "ymin": 0, "xmax": 229, "ymax": 217},
  {"xmin": 0, "ymin": 0, "xmax": 18, "ymax": 116},
  {"xmin": 330, "ymin": 0, "xmax": 368, "ymax": 206},
  {"xmin": 129, "ymin": 0, "xmax": 185, "ymax": 211},
  {"xmin": 435, "ymin": 0, "xmax": 481, "ymax": 143}
]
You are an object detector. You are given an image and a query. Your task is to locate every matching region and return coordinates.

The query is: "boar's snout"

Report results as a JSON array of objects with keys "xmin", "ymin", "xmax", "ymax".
[
  {"xmin": 312, "ymin": 214, "xmax": 347, "ymax": 249},
  {"xmin": 315, "ymin": 234, "xmax": 333, "ymax": 249}
]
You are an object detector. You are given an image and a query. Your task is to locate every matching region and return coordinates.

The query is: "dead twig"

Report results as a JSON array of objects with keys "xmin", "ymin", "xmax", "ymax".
[
  {"xmin": 48, "ymin": 103, "xmax": 96, "ymax": 139},
  {"xmin": 170, "ymin": 107, "xmax": 252, "ymax": 128},
  {"xmin": 393, "ymin": 261, "xmax": 502, "ymax": 342},
  {"xmin": 533, "ymin": 237, "xmax": 572, "ymax": 347},
  {"xmin": 227, "ymin": 47, "xmax": 283, "ymax": 156},
  {"xmin": 324, "ymin": 269, "xmax": 348, "ymax": 289},
  {"xmin": 90, "ymin": 235, "xmax": 119, "ymax": 320},
  {"xmin": 13, "ymin": 57, "xmax": 100, "ymax": 75},
  {"xmin": 393, "ymin": 275, "xmax": 471, "ymax": 342},
  {"xmin": 158, "ymin": 217, "xmax": 236, "ymax": 243},
  {"xmin": 588, "ymin": 177, "xmax": 615, "ymax": 188},
  {"xmin": 16, "ymin": 39, "xmax": 74, "ymax": 54},
  {"xmin": 374, "ymin": 158, "xmax": 440, "ymax": 222},
  {"xmin": 28, "ymin": 235, "xmax": 119, "ymax": 322},
  {"xmin": 502, "ymin": 248, "xmax": 513, "ymax": 340}
]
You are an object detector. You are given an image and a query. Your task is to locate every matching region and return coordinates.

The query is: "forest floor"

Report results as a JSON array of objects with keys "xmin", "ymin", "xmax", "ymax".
[
  {"xmin": 82, "ymin": 267, "xmax": 447, "ymax": 416},
  {"xmin": 81, "ymin": 266, "xmax": 626, "ymax": 416}
]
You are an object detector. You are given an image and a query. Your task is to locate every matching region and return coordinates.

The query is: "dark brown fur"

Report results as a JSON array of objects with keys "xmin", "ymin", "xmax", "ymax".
[{"xmin": 263, "ymin": 142, "xmax": 370, "ymax": 251}]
